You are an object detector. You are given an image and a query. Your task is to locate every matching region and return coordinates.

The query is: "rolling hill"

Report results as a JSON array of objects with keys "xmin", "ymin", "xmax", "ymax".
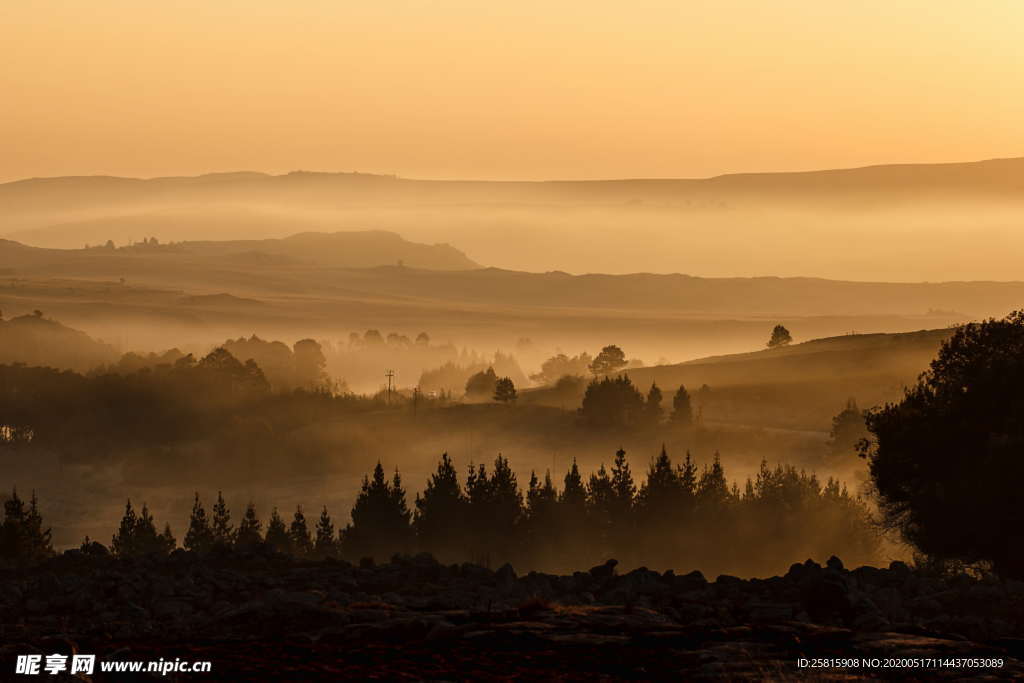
[
  {"xmin": 4, "ymin": 158, "xmax": 1024, "ymax": 280},
  {"xmin": 622, "ymin": 329, "xmax": 953, "ymax": 432}
]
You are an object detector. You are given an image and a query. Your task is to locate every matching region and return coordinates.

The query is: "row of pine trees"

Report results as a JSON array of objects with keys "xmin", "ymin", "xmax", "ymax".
[{"xmin": 4, "ymin": 447, "xmax": 879, "ymax": 576}]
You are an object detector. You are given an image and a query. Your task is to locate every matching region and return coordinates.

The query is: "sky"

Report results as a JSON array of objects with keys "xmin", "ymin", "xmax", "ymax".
[{"xmin": 3, "ymin": 0, "xmax": 1024, "ymax": 182}]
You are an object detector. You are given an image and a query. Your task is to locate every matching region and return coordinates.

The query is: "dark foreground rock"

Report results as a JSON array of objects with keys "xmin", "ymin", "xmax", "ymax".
[{"xmin": 2, "ymin": 551, "xmax": 1024, "ymax": 680}]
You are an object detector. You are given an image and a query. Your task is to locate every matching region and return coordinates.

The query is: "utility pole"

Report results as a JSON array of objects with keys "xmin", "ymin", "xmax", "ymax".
[
  {"xmin": 412, "ymin": 387, "xmax": 419, "ymax": 416},
  {"xmin": 385, "ymin": 369, "xmax": 395, "ymax": 405}
]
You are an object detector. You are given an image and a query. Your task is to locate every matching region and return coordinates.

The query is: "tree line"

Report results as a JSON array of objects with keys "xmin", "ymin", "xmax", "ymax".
[{"xmin": 3, "ymin": 447, "xmax": 878, "ymax": 577}]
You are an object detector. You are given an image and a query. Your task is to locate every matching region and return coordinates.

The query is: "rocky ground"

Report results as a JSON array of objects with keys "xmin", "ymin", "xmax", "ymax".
[{"xmin": 3, "ymin": 550, "xmax": 1024, "ymax": 680}]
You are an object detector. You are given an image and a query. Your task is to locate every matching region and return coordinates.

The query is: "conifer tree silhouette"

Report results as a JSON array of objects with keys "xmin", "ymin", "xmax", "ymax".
[
  {"xmin": 645, "ymin": 381, "xmax": 663, "ymax": 423},
  {"xmin": 111, "ymin": 499, "xmax": 138, "ymax": 558},
  {"xmin": 314, "ymin": 506, "xmax": 336, "ymax": 558},
  {"xmin": 211, "ymin": 491, "xmax": 235, "ymax": 548},
  {"xmin": 264, "ymin": 507, "xmax": 291, "ymax": 554},
  {"xmin": 414, "ymin": 453, "xmax": 466, "ymax": 562},
  {"xmin": 184, "ymin": 492, "xmax": 214, "ymax": 553},
  {"xmin": 340, "ymin": 462, "xmax": 413, "ymax": 561},
  {"xmin": 290, "ymin": 505, "xmax": 313, "ymax": 556},
  {"xmin": 671, "ymin": 385, "xmax": 693, "ymax": 426},
  {"xmin": 236, "ymin": 502, "xmax": 263, "ymax": 549}
]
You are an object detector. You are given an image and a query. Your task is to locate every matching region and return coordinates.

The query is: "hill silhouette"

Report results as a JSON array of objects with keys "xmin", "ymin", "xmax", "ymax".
[
  {"xmin": 4, "ymin": 158, "xmax": 1024, "ymax": 280},
  {"xmin": 0, "ymin": 312, "xmax": 117, "ymax": 371}
]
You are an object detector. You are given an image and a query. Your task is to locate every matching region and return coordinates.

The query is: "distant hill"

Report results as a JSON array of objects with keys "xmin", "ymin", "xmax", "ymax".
[
  {"xmin": 3, "ymin": 158, "xmax": 1024, "ymax": 281},
  {"xmin": 0, "ymin": 313, "xmax": 117, "ymax": 372},
  {"xmin": 0, "ymin": 230, "xmax": 478, "ymax": 271},
  {"xmin": 4, "ymin": 157, "xmax": 1024, "ymax": 219}
]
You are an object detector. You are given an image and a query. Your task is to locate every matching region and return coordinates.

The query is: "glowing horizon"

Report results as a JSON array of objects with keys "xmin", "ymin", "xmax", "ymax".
[{"xmin": 3, "ymin": 1, "xmax": 1024, "ymax": 183}]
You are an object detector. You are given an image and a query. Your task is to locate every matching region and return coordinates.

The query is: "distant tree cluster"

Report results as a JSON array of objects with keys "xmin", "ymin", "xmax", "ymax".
[
  {"xmin": 530, "ymin": 352, "xmax": 593, "ymax": 385},
  {"xmin": 0, "ymin": 349, "xmax": 376, "ymax": 469},
  {"xmin": 420, "ymin": 351, "xmax": 528, "ymax": 398},
  {"xmin": 220, "ymin": 335, "xmax": 332, "ymax": 392},
  {"xmin": 463, "ymin": 367, "xmax": 518, "ymax": 403},
  {"xmin": 10, "ymin": 447, "xmax": 878, "ymax": 577},
  {"xmin": 580, "ymin": 376, "xmax": 694, "ymax": 428}
]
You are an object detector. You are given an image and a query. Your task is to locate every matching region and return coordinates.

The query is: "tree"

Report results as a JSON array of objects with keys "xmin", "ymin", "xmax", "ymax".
[
  {"xmin": 609, "ymin": 448, "xmax": 637, "ymax": 520},
  {"xmin": 828, "ymin": 398, "xmax": 868, "ymax": 456},
  {"xmin": 236, "ymin": 502, "xmax": 263, "ymax": 549},
  {"xmin": 580, "ymin": 375, "xmax": 646, "ymax": 428},
  {"xmin": 494, "ymin": 376, "xmax": 517, "ymax": 403},
  {"xmin": 340, "ymin": 462, "xmax": 413, "ymax": 561},
  {"xmin": 314, "ymin": 506, "xmax": 336, "ymax": 558},
  {"xmin": 293, "ymin": 339, "xmax": 328, "ymax": 391},
  {"xmin": 523, "ymin": 470, "xmax": 559, "ymax": 565},
  {"xmin": 465, "ymin": 455, "xmax": 523, "ymax": 566},
  {"xmin": 158, "ymin": 523, "xmax": 176, "ymax": 554},
  {"xmin": 645, "ymin": 382, "xmax": 663, "ymax": 423},
  {"xmin": 589, "ymin": 345, "xmax": 627, "ymax": 376},
  {"xmin": 0, "ymin": 489, "xmax": 52, "ymax": 563},
  {"xmin": 671, "ymin": 384, "xmax": 693, "ymax": 426},
  {"xmin": 414, "ymin": 453, "xmax": 466, "ymax": 562},
  {"xmin": 211, "ymin": 491, "xmax": 235, "ymax": 547},
  {"xmin": 184, "ymin": 493, "xmax": 214, "ymax": 553},
  {"xmin": 110, "ymin": 499, "xmax": 138, "ymax": 558},
  {"xmin": 862, "ymin": 311, "xmax": 1024, "ymax": 577},
  {"xmin": 697, "ymin": 452, "xmax": 732, "ymax": 508},
  {"xmin": 465, "ymin": 367, "xmax": 498, "ymax": 400},
  {"xmin": 264, "ymin": 507, "xmax": 291, "ymax": 554},
  {"xmin": 415, "ymin": 332, "xmax": 431, "ymax": 346},
  {"xmin": 290, "ymin": 505, "xmax": 313, "ymax": 556},
  {"xmin": 767, "ymin": 324, "xmax": 792, "ymax": 348},
  {"xmin": 530, "ymin": 352, "xmax": 593, "ymax": 385}
]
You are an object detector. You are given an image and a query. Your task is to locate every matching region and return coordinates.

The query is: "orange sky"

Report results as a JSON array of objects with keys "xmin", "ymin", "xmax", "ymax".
[{"xmin": 3, "ymin": 1, "xmax": 1023, "ymax": 182}]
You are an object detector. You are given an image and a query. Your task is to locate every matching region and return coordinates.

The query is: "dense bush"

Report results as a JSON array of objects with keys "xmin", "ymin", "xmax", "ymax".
[{"xmin": 863, "ymin": 311, "xmax": 1024, "ymax": 577}]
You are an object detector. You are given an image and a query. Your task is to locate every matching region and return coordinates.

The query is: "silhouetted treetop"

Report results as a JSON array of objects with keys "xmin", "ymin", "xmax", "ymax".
[{"xmin": 589, "ymin": 345, "xmax": 627, "ymax": 377}]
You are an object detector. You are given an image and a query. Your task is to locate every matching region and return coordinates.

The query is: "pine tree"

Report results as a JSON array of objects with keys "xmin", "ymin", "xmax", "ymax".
[
  {"xmin": 236, "ymin": 502, "xmax": 263, "ymax": 549},
  {"xmin": 697, "ymin": 452, "xmax": 731, "ymax": 508},
  {"xmin": 556, "ymin": 458, "xmax": 590, "ymax": 569},
  {"xmin": 110, "ymin": 499, "xmax": 169, "ymax": 557},
  {"xmin": 0, "ymin": 488, "xmax": 51, "ymax": 563},
  {"xmin": 678, "ymin": 450, "xmax": 698, "ymax": 498},
  {"xmin": 24, "ymin": 491, "xmax": 52, "ymax": 560},
  {"xmin": 111, "ymin": 499, "xmax": 138, "ymax": 557},
  {"xmin": 264, "ymin": 507, "xmax": 291, "ymax": 554},
  {"xmin": 184, "ymin": 492, "xmax": 214, "ymax": 553},
  {"xmin": 314, "ymin": 506, "xmax": 336, "ymax": 558},
  {"xmin": 414, "ymin": 453, "xmax": 466, "ymax": 562},
  {"xmin": 524, "ymin": 469, "xmax": 559, "ymax": 566},
  {"xmin": 609, "ymin": 448, "xmax": 636, "ymax": 518},
  {"xmin": 340, "ymin": 462, "xmax": 413, "ymax": 561},
  {"xmin": 671, "ymin": 384, "xmax": 693, "ymax": 426},
  {"xmin": 561, "ymin": 459, "xmax": 587, "ymax": 507},
  {"xmin": 645, "ymin": 382, "xmax": 663, "ymax": 423},
  {"xmin": 290, "ymin": 505, "xmax": 313, "ymax": 556},
  {"xmin": 586, "ymin": 464, "xmax": 615, "ymax": 557},
  {"xmin": 494, "ymin": 376, "xmax": 517, "ymax": 403},
  {"xmin": 464, "ymin": 455, "xmax": 523, "ymax": 566},
  {"xmin": 159, "ymin": 523, "xmax": 176, "ymax": 553},
  {"xmin": 134, "ymin": 503, "xmax": 161, "ymax": 554},
  {"xmin": 639, "ymin": 445, "xmax": 679, "ymax": 512},
  {"xmin": 211, "ymin": 491, "xmax": 235, "ymax": 548}
]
